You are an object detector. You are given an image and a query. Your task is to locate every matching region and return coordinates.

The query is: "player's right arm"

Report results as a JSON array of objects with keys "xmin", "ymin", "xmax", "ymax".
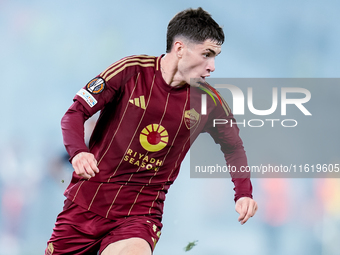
[
  {"xmin": 61, "ymin": 55, "xmax": 151, "ymax": 179},
  {"xmin": 61, "ymin": 100, "xmax": 99, "ymax": 179}
]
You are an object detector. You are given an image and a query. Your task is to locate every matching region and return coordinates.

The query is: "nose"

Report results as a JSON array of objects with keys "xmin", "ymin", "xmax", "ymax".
[{"xmin": 207, "ymin": 58, "xmax": 215, "ymax": 73}]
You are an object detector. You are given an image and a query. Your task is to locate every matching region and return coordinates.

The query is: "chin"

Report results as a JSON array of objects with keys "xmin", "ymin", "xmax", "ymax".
[{"xmin": 187, "ymin": 78, "xmax": 203, "ymax": 87}]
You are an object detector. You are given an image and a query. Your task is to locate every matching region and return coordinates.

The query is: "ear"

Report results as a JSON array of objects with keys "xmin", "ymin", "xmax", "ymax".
[{"xmin": 173, "ymin": 40, "xmax": 185, "ymax": 58}]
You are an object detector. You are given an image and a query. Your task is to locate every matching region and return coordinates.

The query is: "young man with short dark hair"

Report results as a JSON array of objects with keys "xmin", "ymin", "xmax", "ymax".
[{"xmin": 45, "ymin": 7, "xmax": 257, "ymax": 255}]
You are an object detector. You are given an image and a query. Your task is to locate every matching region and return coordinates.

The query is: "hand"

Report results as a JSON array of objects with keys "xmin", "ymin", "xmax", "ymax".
[
  {"xmin": 71, "ymin": 152, "xmax": 99, "ymax": 179},
  {"xmin": 235, "ymin": 197, "xmax": 258, "ymax": 225}
]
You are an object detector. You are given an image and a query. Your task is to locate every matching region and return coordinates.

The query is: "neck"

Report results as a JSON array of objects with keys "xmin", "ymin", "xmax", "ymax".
[{"xmin": 160, "ymin": 54, "xmax": 186, "ymax": 87}]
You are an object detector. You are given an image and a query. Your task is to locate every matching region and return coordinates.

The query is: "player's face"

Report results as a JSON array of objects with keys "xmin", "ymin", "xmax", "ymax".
[{"xmin": 178, "ymin": 39, "xmax": 221, "ymax": 85}]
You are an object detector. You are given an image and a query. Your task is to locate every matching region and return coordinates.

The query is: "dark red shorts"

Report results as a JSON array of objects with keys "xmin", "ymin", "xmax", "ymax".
[{"xmin": 45, "ymin": 199, "xmax": 162, "ymax": 255}]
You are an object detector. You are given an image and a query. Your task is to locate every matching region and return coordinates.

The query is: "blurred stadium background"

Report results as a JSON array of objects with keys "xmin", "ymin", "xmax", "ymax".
[{"xmin": 0, "ymin": 0, "xmax": 340, "ymax": 254}]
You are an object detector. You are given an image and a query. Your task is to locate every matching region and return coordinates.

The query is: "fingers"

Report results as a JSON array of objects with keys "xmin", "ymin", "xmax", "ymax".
[
  {"xmin": 236, "ymin": 198, "xmax": 247, "ymax": 223},
  {"xmin": 71, "ymin": 152, "xmax": 99, "ymax": 179},
  {"xmin": 235, "ymin": 197, "xmax": 258, "ymax": 225}
]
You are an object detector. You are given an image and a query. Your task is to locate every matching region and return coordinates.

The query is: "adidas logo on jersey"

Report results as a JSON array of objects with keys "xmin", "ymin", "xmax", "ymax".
[{"xmin": 129, "ymin": 95, "xmax": 146, "ymax": 109}]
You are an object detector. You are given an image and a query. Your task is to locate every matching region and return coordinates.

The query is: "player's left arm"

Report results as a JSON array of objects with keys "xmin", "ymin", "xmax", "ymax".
[
  {"xmin": 211, "ymin": 117, "xmax": 259, "ymax": 223},
  {"xmin": 202, "ymin": 89, "xmax": 258, "ymax": 223}
]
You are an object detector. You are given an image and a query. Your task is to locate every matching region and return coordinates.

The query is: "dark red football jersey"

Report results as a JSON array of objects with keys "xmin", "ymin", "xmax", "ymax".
[{"xmin": 61, "ymin": 55, "xmax": 252, "ymax": 220}]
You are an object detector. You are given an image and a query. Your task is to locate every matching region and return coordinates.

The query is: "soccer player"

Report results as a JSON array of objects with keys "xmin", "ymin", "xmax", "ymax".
[{"xmin": 45, "ymin": 7, "xmax": 258, "ymax": 255}]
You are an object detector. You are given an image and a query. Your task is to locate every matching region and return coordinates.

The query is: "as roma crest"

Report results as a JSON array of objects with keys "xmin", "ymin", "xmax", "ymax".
[{"xmin": 184, "ymin": 108, "xmax": 200, "ymax": 129}]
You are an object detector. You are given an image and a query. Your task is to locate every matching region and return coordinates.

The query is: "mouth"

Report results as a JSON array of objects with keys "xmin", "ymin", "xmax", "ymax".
[
  {"xmin": 201, "ymin": 74, "xmax": 210, "ymax": 81},
  {"xmin": 200, "ymin": 76, "xmax": 209, "ymax": 83}
]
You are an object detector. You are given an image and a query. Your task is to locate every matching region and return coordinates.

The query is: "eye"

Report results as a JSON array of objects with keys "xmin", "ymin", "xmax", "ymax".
[{"xmin": 203, "ymin": 52, "xmax": 211, "ymax": 58}]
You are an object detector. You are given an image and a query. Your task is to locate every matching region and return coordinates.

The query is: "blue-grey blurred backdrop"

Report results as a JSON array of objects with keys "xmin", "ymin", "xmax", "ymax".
[{"xmin": 1, "ymin": 0, "xmax": 340, "ymax": 254}]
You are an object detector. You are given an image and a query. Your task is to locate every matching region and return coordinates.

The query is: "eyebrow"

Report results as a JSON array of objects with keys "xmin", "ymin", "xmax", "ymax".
[{"xmin": 205, "ymin": 48, "xmax": 221, "ymax": 56}]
